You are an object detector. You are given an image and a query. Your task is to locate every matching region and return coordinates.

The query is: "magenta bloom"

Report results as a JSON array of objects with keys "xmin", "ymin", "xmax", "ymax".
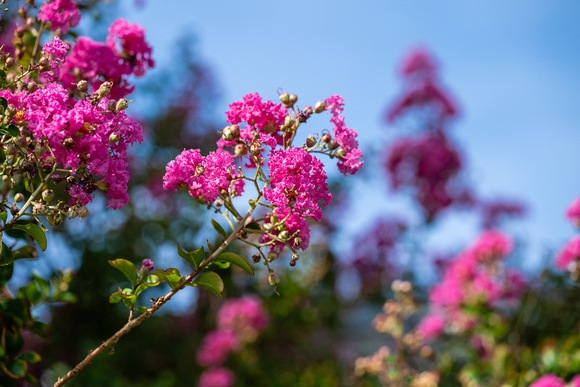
[
  {"xmin": 38, "ymin": 0, "xmax": 81, "ymax": 34},
  {"xmin": 217, "ymin": 296, "xmax": 269, "ymax": 341},
  {"xmin": 198, "ymin": 368, "xmax": 235, "ymax": 387},
  {"xmin": 140, "ymin": 259, "xmax": 154, "ymax": 272},
  {"xmin": 259, "ymin": 208, "xmax": 311, "ymax": 253},
  {"xmin": 225, "ymin": 92, "xmax": 286, "ymax": 132},
  {"xmin": 39, "ymin": 36, "xmax": 70, "ymax": 82},
  {"xmin": 106, "ymin": 19, "xmax": 155, "ymax": 77},
  {"xmin": 555, "ymin": 235, "xmax": 580, "ymax": 271},
  {"xmin": 415, "ymin": 314, "xmax": 445, "ymax": 341},
  {"xmin": 468, "ymin": 230, "xmax": 513, "ymax": 261},
  {"xmin": 529, "ymin": 374, "xmax": 566, "ymax": 387},
  {"xmin": 163, "ymin": 148, "xmax": 240, "ymax": 203},
  {"xmin": 196, "ymin": 330, "xmax": 239, "ymax": 367},
  {"xmin": 566, "ymin": 196, "xmax": 580, "ymax": 225}
]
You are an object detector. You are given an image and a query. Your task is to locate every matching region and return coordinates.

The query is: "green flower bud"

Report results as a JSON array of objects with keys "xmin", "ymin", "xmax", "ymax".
[
  {"xmin": 14, "ymin": 193, "xmax": 25, "ymax": 203},
  {"xmin": 39, "ymin": 56, "xmax": 49, "ymax": 68},
  {"xmin": 268, "ymin": 251, "xmax": 278, "ymax": 262},
  {"xmin": 116, "ymin": 98, "xmax": 129, "ymax": 111},
  {"xmin": 42, "ymin": 189, "xmax": 54, "ymax": 203},
  {"xmin": 284, "ymin": 115, "xmax": 295, "ymax": 127},
  {"xmin": 279, "ymin": 230, "xmax": 290, "ymax": 240},
  {"xmin": 289, "ymin": 94, "xmax": 298, "ymax": 105},
  {"xmin": 78, "ymin": 206, "xmax": 90, "ymax": 218},
  {"xmin": 328, "ymin": 139, "xmax": 339, "ymax": 150},
  {"xmin": 109, "ymin": 133, "xmax": 121, "ymax": 143},
  {"xmin": 279, "ymin": 92, "xmax": 290, "ymax": 105},
  {"xmin": 97, "ymin": 81, "xmax": 113, "ymax": 99},
  {"xmin": 5, "ymin": 57, "xmax": 15, "ymax": 68},
  {"xmin": 250, "ymin": 142, "xmax": 261, "ymax": 156},
  {"xmin": 335, "ymin": 147, "xmax": 347, "ymax": 159},
  {"xmin": 76, "ymin": 80, "xmax": 89, "ymax": 93},
  {"xmin": 314, "ymin": 101, "xmax": 326, "ymax": 113},
  {"xmin": 234, "ymin": 143, "xmax": 247, "ymax": 157},
  {"xmin": 268, "ymin": 273, "xmax": 280, "ymax": 286},
  {"xmin": 306, "ymin": 135, "xmax": 317, "ymax": 148}
]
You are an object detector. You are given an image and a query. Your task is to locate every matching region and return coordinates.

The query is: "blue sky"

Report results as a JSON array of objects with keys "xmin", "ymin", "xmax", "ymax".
[{"xmin": 113, "ymin": 1, "xmax": 580, "ymax": 271}]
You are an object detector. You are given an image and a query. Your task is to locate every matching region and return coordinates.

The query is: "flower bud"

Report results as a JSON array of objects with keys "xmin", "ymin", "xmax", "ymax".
[
  {"xmin": 27, "ymin": 82, "xmax": 38, "ymax": 93},
  {"xmin": 335, "ymin": 147, "xmax": 347, "ymax": 159},
  {"xmin": 289, "ymin": 94, "xmax": 298, "ymax": 105},
  {"xmin": 279, "ymin": 92, "xmax": 290, "ymax": 105},
  {"xmin": 4, "ymin": 144, "xmax": 16, "ymax": 155},
  {"xmin": 262, "ymin": 121, "xmax": 276, "ymax": 133},
  {"xmin": 314, "ymin": 101, "xmax": 326, "ymax": 113},
  {"xmin": 221, "ymin": 126, "xmax": 234, "ymax": 141},
  {"xmin": 45, "ymin": 156, "xmax": 56, "ymax": 165},
  {"xmin": 116, "ymin": 98, "xmax": 129, "ymax": 111},
  {"xmin": 78, "ymin": 206, "xmax": 90, "ymax": 218},
  {"xmin": 26, "ymin": 17, "xmax": 35, "ymax": 28},
  {"xmin": 270, "ymin": 214, "xmax": 279, "ymax": 224},
  {"xmin": 107, "ymin": 99, "xmax": 117, "ymax": 112},
  {"xmin": 294, "ymin": 237, "xmax": 303, "ymax": 247},
  {"xmin": 15, "ymin": 27, "xmax": 25, "ymax": 39},
  {"xmin": 306, "ymin": 135, "xmax": 316, "ymax": 148},
  {"xmin": 328, "ymin": 139, "xmax": 339, "ymax": 150},
  {"xmin": 18, "ymin": 6, "xmax": 28, "ymax": 19},
  {"xmin": 234, "ymin": 143, "xmax": 247, "ymax": 157},
  {"xmin": 250, "ymin": 142, "xmax": 261, "ymax": 156},
  {"xmin": 5, "ymin": 57, "xmax": 15, "ymax": 68},
  {"xmin": 292, "ymin": 252, "xmax": 299, "ymax": 261},
  {"xmin": 5, "ymin": 105, "xmax": 17, "ymax": 118},
  {"xmin": 321, "ymin": 133, "xmax": 332, "ymax": 143},
  {"xmin": 33, "ymin": 202, "xmax": 45, "ymax": 214},
  {"xmin": 268, "ymin": 273, "xmax": 280, "ymax": 286},
  {"xmin": 39, "ymin": 56, "xmax": 49, "ymax": 68},
  {"xmin": 14, "ymin": 193, "xmax": 25, "ymax": 203},
  {"xmin": 42, "ymin": 189, "xmax": 54, "ymax": 203},
  {"xmin": 109, "ymin": 133, "xmax": 121, "ymax": 143},
  {"xmin": 252, "ymin": 253, "xmax": 261, "ymax": 263},
  {"xmin": 97, "ymin": 81, "xmax": 113, "ymax": 99},
  {"xmin": 76, "ymin": 80, "xmax": 89, "ymax": 93},
  {"xmin": 268, "ymin": 251, "xmax": 278, "ymax": 262},
  {"xmin": 194, "ymin": 164, "xmax": 205, "ymax": 177},
  {"xmin": 284, "ymin": 115, "xmax": 295, "ymax": 128},
  {"xmin": 279, "ymin": 230, "xmax": 290, "ymax": 240},
  {"xmin": 289, "ymin": 260, "xmax": 296, "ymax": 267}
]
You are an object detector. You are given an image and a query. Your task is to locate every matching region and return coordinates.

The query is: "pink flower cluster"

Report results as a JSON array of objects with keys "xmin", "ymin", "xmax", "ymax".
[
  {"xmin": 196, "ymin": 296, "xmax": 269, "ymax": 387},
  {"xmin": 0, "ymin": 83, "xmax": 143, "ymax": 209},
  {"xmin": 479, "ymin": 198, "xmax": 526, "ymax": 229},
  {"xmin": 530, "ymin": 374, "xmax": 580, "ymax": 387},
  {"xmin": 225, "ymin": 92, "xmax": 287, "ymax": 133},
  {"xmin": 37, "ymin": 0, "xmax": 81, "ymax": 35},
  {"xmin": 163, "ymin": 148, "xmax": 242, "ymax": 203},
  {"xmin": 385, "ymin": 130, "xmax": 466, "ymax": 221},
  {"xmin": 556, "ymin": 195, "xmax": 580, "ymax": 271},
  {"xmin": 39, "ymin": 36, "xmax": 70, "ymax": 83},
  {"xmin": 417, "ymin": 230, "xmax": 525, "ymax": 338},
  {"xmin": 324, "ymin": 95, "xmax": 364, "ymax": 176},
  {"xmin": 386, "ymin": 48, "xmax": 457, "ymax": 124},
  {"xmin": 60, "ymin": 18, "xmax": 154, "ymax": 99}
]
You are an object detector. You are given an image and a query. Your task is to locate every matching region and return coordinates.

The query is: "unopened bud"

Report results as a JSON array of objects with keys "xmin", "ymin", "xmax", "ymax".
[
  {"xmin": 268, "ymin": 273, "xmax": 280, "ymax": 286},
  {"xmin": 289, "ymin": 260, "xmax": 296, "ymax": 267},
  {"xmin": 5, "ymin": 105, "xmax": 17, "ymax": 118},
  {"xmin": 306, "ymin": 135, "xmax": 316, "ymax": 148},
  {"xmin": 294, "ymin": 237, "xmax": 303, "ymax": 247},
  {"xmin": 327, "ymin": 139, "xmax": 339, "ymax": 150},
  {"xmin": 62, "ymin": 137, "xmax": 75, "ymax": 149},
  {"xmin": 107, "ymin": 99, "xmax": 117, "ymax": 112},
  {"xmin": 78, "ymin": 206, "xmax": 90, "ymax": 218},
  {"xmin": 321, "ymin": 133, "xmax": 332, "ymax": 143},
  {"xmin": 15, "ymin": 27, "xmax": 25, "ymax": 39},
  {"xmin": 262, "ymin": 121, "xmax": 276, "ymax": 133},
  {"xmin": 250, "ymin": 142, "xmax": 261, "ymax": 156},
  {"xmin": 279, "ymin": 230, "xmax": 289, "ymax": 240},
  {"xmin": 4, "ymin": 144, "xmax": 16, "ymax": 155},
  {"xmin": 5, "ymin": 57, "xmax": 15, "ymax": 68},
  {"xmin": 234, "ymin": 143, "xmax": 247, "ymax": 157},
  {"xmin": 194, "ymin": 164, "xmax": 205, "ymax": 177},
  {"xmin": 116, "ymin": 98, "xmax": 129, "ymax": 111},
  {"xmin": 42, "ymin": 189, "xmax": 54, "ymax": 203},
  {"xmin": 335, "ymin": 147, "xmax": 347, "ymax": 159},
  {"xmin": 27, "ymin": 82, "xmax": 38, "ymax": 93},
  {"xmin": 97, "ymin": 81, "xmax": 113, "ymax": 98},
  {"xmin": 279, "ymin": 92, "xmax": 290, "ymax": 105},
  {"xmin": 26, "ymin": 17, "xmax": 35, "ymax": 28},
  {"xmin": 314, "ymin": 101, "xmax": 326, "ymax": 113},
  {"xmin": 221, "ymin": 126, "xmax": 234, "ymax": 141},
  {"xmin": 39, "ymin": 56, "xmax": 49, "ymax": 68},
  {"xmin": 289, "ymin": 94, "xmax": 298, "ymax": 105},
  {"xmin": 14, "ymin": 193, "xmax": 25, "ymax": 203},
  {"xmin": 18, "ymin": 6, "xmax": 28, "ymax": 19},
  {"xmin": 76, "ymin": 80, "xmax": 89, "ymax": 93},
  {"xmin": 267, "ymin": 251, "xmax": 278, "ymax": 262},
  {"xmin": 292, "ymin": 252, "xmax": 299, "ymax": 261},
  {"xmin": 252, "ymin": 253, "xmax": 261, "ymax": 263},
  {"xmin": 109, "ymin": 133, "xmax": 121, "ymax": 143},
  {"xmin": 284, "ymin": 115, "xmax": 295, "ymax": 128}
]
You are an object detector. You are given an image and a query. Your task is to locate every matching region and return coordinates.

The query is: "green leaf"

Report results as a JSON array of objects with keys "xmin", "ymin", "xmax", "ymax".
[
  {"xmin": 191, "ymin": 272, "xmax": 224, "ymax": 298},
  {"xmin": 17, "ymin": 282, "xmax": 41, "ymax": 305},
  {"xmin": 109, "ymin": 259, "xmax": 138, "ymax": 287},
  {"xmin": 0, "ymin": 96, "xmax": 7, "ymax": 110},
  {"xmin": 155, "ymin": 268, "xmax": 183, "ymax": 290},
  {"xmin": 24, "ymin": 179, "xmax": 33, "ymax": 193},
  {"xmin": 135, "ymin": 274, "xmax": 160, "ymax": 296},
  {"xmin": 12, "ymin": 245, "xmax": 38, "ymax": 260},
  {"xmin": 213, "ymin": 261, "xmax": 230, "ymax": 269},
  {"xmin": 120, "ymin": 288, "xmax": 136, "ymax": 309},
  {"xmin": 216, "ymin": 252, "xmax": 254, "ymax": 275},
  {"xmin": 211, "ymin": 219, "xmax": 227, "ymax": 239},
  {"xmin": 109, "ymin": 292, "xmax": 123, "ymax": 304},
  {"xmin": 134, "ymin": 306, "xmax": 148, "ymax": 313},
  {"xmin": 0, "ymin": 263, "xmax": 13, "ymax": 288},
  {"xmin": 0, "ymin": 211, "xmax": 7, "ymax": 225},
  {"xmin": 0, "ymin": 125, "xmax": 19, "ymax": 137},
  {"xmin": 244, "ymin": 221, "xmax": 261, "ymax": 231},
  {"xmin": 177, "ymin": 244, "xmax": 204, "ymax": 270},
  {"xmin": 29, "ymin": 321, "xmax": 49, "ymax": 337},
  {"xmin": 18, "ymin": 350, "xmax": 41, "ymax": 364},
  {"xmin": 0, "ymin": 242, "xmax": 13, "ymax": 266},
  {"xmin": 13, "ymin": 223, "xmax": 47, "ymax": 252},
  {"xmin": 6, "ymin": 359, "xmax": 27, "ymax": 378}
]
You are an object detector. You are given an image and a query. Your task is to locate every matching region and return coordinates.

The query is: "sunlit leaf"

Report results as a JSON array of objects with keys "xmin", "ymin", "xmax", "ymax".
[
  {"xmin": 155, "ymin": 268, "xmax": 183, "ymax": 290},
  {"xmin": 134, "ymin": 306, "xmax": 148, "ymax": 313},
  {"xmin": 18, "ymin": 350, "xmax": 41, "ymax": 364},
  {"xmin": 191, "ymin": 271, "xmax": 224, "ymax": 298},
  {"xmin": 177, "ymin": 244, "xmax": 204, "ymax": 269},
  {"xmin": 216, "ymin": 252, "xmax": 254, "ymax": 275},
  {"xmin": 109, "ymin": 259, "xmax": 138, "ymax": 287},
  {"xmin": 135, "ymin": 274, "xmax": 160, "ymax": 296},
  {"xmin": 109, "ymin": 292, "xmax": 123, "ymax": 304},
  {"xmin": 13, "ymin": 223, "xmax": 47, "ymax": 252},
  {"xmin": 0, "ymin": 211, "xmax": 7, "ymax": 225}
]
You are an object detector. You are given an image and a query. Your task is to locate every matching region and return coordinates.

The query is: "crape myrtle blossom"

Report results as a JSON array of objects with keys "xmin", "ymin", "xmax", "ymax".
[
  {"xmin": 555, "ymin": 235, "xmax": 580, "ymax": 272},
  {"xmin": 0, "ymin": 83, "xmax": 143, "ymax": 209},
  {"xmin": 37, "ymin": 0, "xmax": 81, "ymax": 35},
  {"xmin": 198, "ymin": 368, "xmax": 235, "ymax": 387},
  {"xmin": 217, "ymin": 295, "xmax": 269, "ymax": 342},
  {"xmin": 39, "ymin": 36, "xmax": 70, "ymax": 83},
  {"xmin": 196, "ymin": 330, "xmax": 239, "ymax": 367},
  {"xmin": 566, "ymin": 195, "xmax": 580, "ymax": 226},
  {"xmin": 259, "ymin": 207, "xmax": 312, "ymax": 253}
]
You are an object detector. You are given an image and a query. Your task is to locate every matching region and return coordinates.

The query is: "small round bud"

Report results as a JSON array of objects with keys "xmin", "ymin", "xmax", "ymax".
[
  {"xmin": 14, "ymin": 193, "xmax": 25, "ymax": 203},
  {"xmin": 314, "ymin": 101, "xmax": 326, "ymax": 113},
  {"xmin": 289, "ymin": 260, "xmax": 296, "ymax": 267},
  {"xmin": 321, "ymin": 133, "xmax": 332, "ymax": 143},
  {"xmin": 107, "ymin": 99, "xmax": 117, "ymax": 112},
  {"xmin": 267, "ymin": 251, "xmax": 278, "ymax": 262},
  {"xmin": 284, "ymin": 115, "xmax": 295, "ymax": 128},
  {"xmin": 42, "ymin": 189, "xmax": 54, "ymax": 203},
  {"xmin": 39, "ymin": 56, "xmax": 49, "ymax": 68},
  {"xmin": 221, "ymin": 126, "xmax": 234, "ymax": 141},
  {"xmin": 262, "ymin": 121, "xmax": 277, "ymax": 133},
  {"xmin": 268, "ymin": 273, "xmax": 280, "ymax": 286},
  {"xmin": 18, "ymin": 6, "xmax": 28, "ymax": 19},
  {"xmin": 306, "ymin": 135, "xmax": 316, "ymax": 148},
  {"xmin": 252, "ymin": 253, "xmax": 261, "ymax": 263},
  {"xmin": 4, "ymin": 57, "xmax": 15, "ymax": 68},
  {"xmin": 45, "ymin": 156, "xmax": 56, "ymax": 165},
  {"xmin": 116, "ymin": 98, "xmax": 129, "ymax": 111},
  {"xmin": 76, "ymin": 80, "xmax": 89, "ymax": 93},
  {"xmin": 294, "ymin": 237, "xmax": 303, "ymax": 247},
  {"xmin": 4, "ymin": 144, "xmax": 16, "ymax": 155},
  {"xmin": 108, "ymin": 133, "xmax": 121, "ymax": 143},
  {"xmin": 26, "ymin": 17, "xmax": 35, "ymax": 28},
  {"xmin": 5, "ymin": 105, "xmax": 17, "ymax": 118},
  {"xmin": 97, "ymin": 81, "xmax": 113, "ymax": 98},
  {"xmin": 279, "ymin": 230, "xmax": 290, "ymax": 240},
  {"xmin": 33, "ymin": 202, "xmax": 45, "ymax": 214},
  {"xmin": 15, "ymin": 27, "xmax": 25, "ymax": 39},
  {"xmin": 62, "ymin": 137, "xmax": 75, "ymax": 149},
  {"xmin": 289, "ymin": 94, "xmax": 298, "ymax": 105},
  {"xmin": 234, "ymin": 143, "xmax": 247, "ymax": 157},
  {"xmin": 229, "ymin": 124, "xmax": 240, "ymax": 138},
  {"xmin": 27, "ymin": 82, "xmax": 38, "ymax": 93},
  {"xmin": 10, "ymin": 205, "xmax": 19, "ymax": 216},
  {"xmin": 248, "ymin": 199, "xmax": 256, "ymax": 208},
  {"xmin": 250, "ymin": 142, "xmax": 261, "ymax": 157},
  {"xmin": 327, "ymin": 139, "xmax": 339, "ymax": 150},
  {"xmin": 270, "ymin": 214, "xmax": 279, "ymax": 224},
  {"xmin": 292, "ymin": 252, "xmax": 299, "ymax": 261},
  {"xmin": 78, "ymin": 206, "xmax": 90, "ymax": 218},
  {"xmin": 279, "ymin": 92, "xmax": 290, "ymax": 105},
  {"xmin": 334, "ymin": 148, "xmax": 347, "ymax": 159}
]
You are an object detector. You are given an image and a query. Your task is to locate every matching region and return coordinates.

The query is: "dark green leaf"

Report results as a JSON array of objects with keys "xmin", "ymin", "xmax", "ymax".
[
  {"xmin": 109, "ymin": 259, "xmax": 138, "ymax": 287},
  {"xmin": 135, "ymin": 274, "xmax": 160, "ymax": 296},
  {"xmin": 0, "ymin": 242, "xmax": 13, "ymax": 266},
  {"xmin": 17, "ymin": 282, "xmax": 41, "ymax": 305},
  {"xmin": 12, "ymin": 245, "xmax": 38, "ymax": 260},
  {"xmin": 211, "ymin": 219, "xmax": 227, "ymax": 239},
  {"xmin": 244, "ymin": 221, "xmax": 261, "ymax": 231},
  {"xmin": 29, "ymin": 321, "xmax": 49, "ymax": 337},
  {"xmin": 216, "ymin": 252, "xmax": 254, "ymax": 275},
  {"xmin": 155, "ymin": 268, "xmax": 183, "ymax": 290},
  {"xmin": 0, "ymin": 125, "xmax": 19, "ymax": 137},
  {"xmin": 13, "ymin": 223, "xmax": 47, "ymax": 252},
  {"xmin": 191, "ymin": 272, "xmax": 224, "ymax": 298},
  {"xmin": 0, "ymin": 96, "xmax": 6, "ymax": 110},
  {"xmin": 18, "ymin": 350, "xmax": 41, "ymax": 364},
  {"xmin": 177, "ymin": 244, "xmax": 204, "ymax": 270},
  {"xmin": 3, "ymin": 330, "xmax": 25, "ymax": 356},
  {"xmin": 7, "ymin": 359, "xmax": 27, "ymax": 378},
  {"xmin": 0, "ymin": 263, "xmax": 13, "ymax": 288},
  {"xmin": 134, "ymin": 306, "xmax": 147, "ymax": 313}
]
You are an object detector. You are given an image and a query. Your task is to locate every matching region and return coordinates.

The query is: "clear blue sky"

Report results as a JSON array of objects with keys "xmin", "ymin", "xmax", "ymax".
[{"xmin": 113, "ymin": 1, "xmax": 580, "ymax": 272}]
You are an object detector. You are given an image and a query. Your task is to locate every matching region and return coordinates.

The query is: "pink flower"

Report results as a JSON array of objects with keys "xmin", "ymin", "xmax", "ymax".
[
  {"xmin": 264, "ymin": 147, "xmax": 331, "ymax": 221},
  {"xmin": 198, "ymin": 367, "xmax": 235, "ymax": 387},
  {"xmin": 217, "ymin": 296, "xmax": 269, "ymax": 342},
  {"xmin": 39, "ymin": 36, "xmax": 69, "ymax": 82},
  {"xmin": 225, "ymin": 92, "xmax": 286, "ymax": 132},
  {"xmin": 106, "ymin": 19, "xmax": 155, "ymax": 77},
  {"xmin": 566, "ymin": 196, "xmax": 580, "ymax": 226},
  {"xmin": 38, "ymin": 0, "xmax": 81, "ymax": 34},
  {"xmin": 400, "ymin": 48, "xmax": 438, "ymax": 79},
  {"xmin": 529, "ymin": 374, "xmax": 566, "ymax": 387},
  {"xmin": 196, "ymin": 330, "xmax": 239, "ymax": 367},
  {"xmin": 555, "ymin": 235, "xmax": 580, "ymax": 271},
  {"xmin": 259, "ymin": 208, "xmax": 311, "ymax": 253},
  {"xmin": 415, "ymin": 314, "xmax": 445, "ymax": 340},
  {"xmin": 468, "ymin": 229, "xmax": 513, "ymax": 261}
]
